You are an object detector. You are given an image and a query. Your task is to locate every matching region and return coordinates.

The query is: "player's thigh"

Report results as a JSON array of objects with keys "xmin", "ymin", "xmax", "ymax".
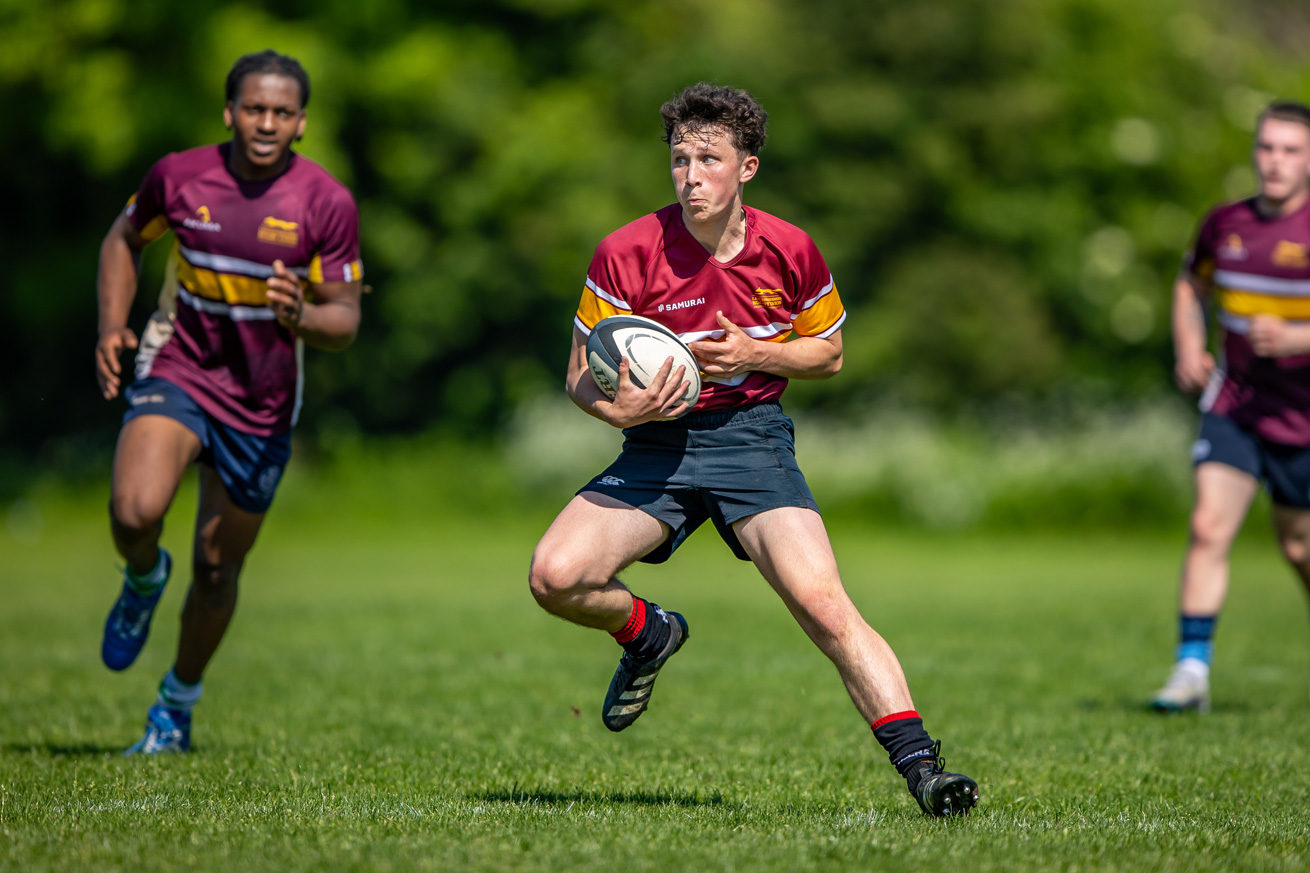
[
  {"xmin": 732, "ymin": 506, "xmax": 851, "ymax": 621},
  {"xmin": 193, "ymin": 464, "xmax": 266, "ymax": 573},
  {"xmin": 533, "ymin": 492, "xmax": 671, "ymax": 583},
  {"xmin": 111, "ymin": 414, "xmax": 202, "ymax": 526},
  {"xmin": 1192, "ymin": 462, "xmax": 1259, "ymax": 545}
]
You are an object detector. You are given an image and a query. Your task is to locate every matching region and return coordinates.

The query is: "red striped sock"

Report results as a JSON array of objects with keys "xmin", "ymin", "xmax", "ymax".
[{"xmin": 611, "ymin": 596, "xmax": 646, "ymax": 644}]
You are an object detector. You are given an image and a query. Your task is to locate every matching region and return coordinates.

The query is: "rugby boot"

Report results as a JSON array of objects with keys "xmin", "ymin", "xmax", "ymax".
[
  {"xmin": 124, "ymin": 704, "xmax": 191, "ymax": 756},
  {"xmin": 602, "ymin": 608, "xmax": 689, "ymax": 732},
  {"xmin": 910, "ymin": 741, "xmax": 979, "ymax": 817},
  {"xmin": 1150, "ymin": 658, "xmax": 1210, "ymax": 714},
  {"xmin": 101, "ymin": 549, "xmax": 172, "ymax": 671}
]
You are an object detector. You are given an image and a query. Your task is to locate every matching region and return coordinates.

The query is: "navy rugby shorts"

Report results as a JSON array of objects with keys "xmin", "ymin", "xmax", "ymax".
[
  {"xmin": 578, "ymin": 401, "xmax": 820, "ymax": 563},
  {"xmin": 123, "ymin": 377, "xmax": 291, "ymax": 514},
  {"xmin": 1193, "ymin": 412, "xmax": 1310, "ymax": 508}
]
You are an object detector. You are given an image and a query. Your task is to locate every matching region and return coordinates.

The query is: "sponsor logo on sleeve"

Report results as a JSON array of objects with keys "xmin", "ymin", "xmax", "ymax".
[
  {"xmin": 1272, "ymin": 240, "xmax": 1309, "ymax": 268},
  {"xmin": 182, "ymin": 206, "xmax": 222, "ymax": 232},
  {"xmin": 257, "ymin": 216, "xmax": 300, "ymax": 247}
]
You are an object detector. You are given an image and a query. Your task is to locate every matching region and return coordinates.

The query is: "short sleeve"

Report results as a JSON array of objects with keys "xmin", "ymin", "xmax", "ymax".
[
  {"xmin": 126, "ymin": 157, "xmax": 172, "ymax": 244},
  {"xmin": 574, "ymin": 237, "xmax": 635, "ymax": 335},
  {"xmin": 307, "ymin": 189, "xmax": 364, "ymax": 284},
  {"xmin": 1185, "ymin": 210, "xmax": 1219, "ymax": 281},
  {"xmin": 789, "ymin": 237, "xmax": 845, "ymax": 338}
]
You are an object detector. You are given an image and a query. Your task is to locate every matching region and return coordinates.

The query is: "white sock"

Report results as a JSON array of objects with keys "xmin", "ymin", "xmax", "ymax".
[{"xmin": 157, "ymin": 668, "xmax": 202, "ymax": 710}]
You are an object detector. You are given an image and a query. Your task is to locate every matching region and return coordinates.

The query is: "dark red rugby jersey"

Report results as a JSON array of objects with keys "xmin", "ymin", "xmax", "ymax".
[
  {"xmin": 125, "ymin": 143, "xmax": 362, "ymax": 436},
  {"xmin": 575, "ymin": 203, "xmax": 845, "ymax": 412},
  {"xmin": 1187, "ymin": 197, "xmax": 1310, "ymax": 445}
]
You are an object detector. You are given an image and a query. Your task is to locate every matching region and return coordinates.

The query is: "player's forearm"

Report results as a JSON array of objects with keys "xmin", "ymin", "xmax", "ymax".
[
  {"xmin": 1171, "ymin": 276, "xmax": 1209, "ymax": 359},
  {"xmin": 566, "ymin": 363, "xmax": 615, "ymax": 422},
  {"xmin": 294, "ymin": 300, "xmax": 359, "ymax": 350},
  {"xmin": 754, "ymin": 334, "xmax": 843, "ymax": 380},
  {"xmin": 97, "ymin": 229, "xmax": 141, "ymax": 335}
]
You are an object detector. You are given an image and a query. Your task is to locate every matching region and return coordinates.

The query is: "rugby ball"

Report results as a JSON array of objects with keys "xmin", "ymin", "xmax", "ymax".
[{"xmin": 587, "ymin": 314, "xmax": 701, "ymax": 413}]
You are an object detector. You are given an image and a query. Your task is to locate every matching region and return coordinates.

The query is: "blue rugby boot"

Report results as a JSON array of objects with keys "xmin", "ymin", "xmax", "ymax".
[
  {"xmin": 124, "ymin": 703, "xmax": 191, "ymax": 756},
  {"xmin": 101, "ymin": 549, "xmax": 172, "ymax": 671}
]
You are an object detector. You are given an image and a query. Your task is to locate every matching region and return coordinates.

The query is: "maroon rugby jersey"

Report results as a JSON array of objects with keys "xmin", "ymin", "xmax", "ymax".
[
  {"xmin": 125, "ymin": 143, "xmax": 362, "ymax": 436},
  {"xmin": 1187, "ymin": 197, "xmax": 1310, "ymax": 445},
  {"xmin": 575, "ymin": 204, "xmax": 845, "ymax": 412}
]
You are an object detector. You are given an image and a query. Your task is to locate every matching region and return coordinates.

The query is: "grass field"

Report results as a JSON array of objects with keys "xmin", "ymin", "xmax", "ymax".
[{"xmin": 4, "ymin": 486, "xmax": 1310, "ymax": 872}]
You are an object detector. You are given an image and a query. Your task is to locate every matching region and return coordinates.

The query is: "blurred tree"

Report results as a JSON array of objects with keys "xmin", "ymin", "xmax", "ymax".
[{"xmin": 1, "ymin": 0, "xmax": 1306, "ymax": 488}]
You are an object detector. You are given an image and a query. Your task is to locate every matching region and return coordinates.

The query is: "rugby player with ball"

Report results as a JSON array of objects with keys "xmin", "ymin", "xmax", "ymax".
[{"xmin": 528, "ymin": 82, "xmax": 978, "ymax": 816}]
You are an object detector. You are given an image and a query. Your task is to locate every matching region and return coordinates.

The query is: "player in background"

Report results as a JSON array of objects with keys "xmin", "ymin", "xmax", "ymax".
[
  {"xmin": 1152, "ymin": 101, "xmax": 1310, "ymax": 713},
  {"xmin": 95, "ymin": 49, "xmax": 364, "ymax": 753},
  {"xmin": 528, "ymin": 83, "xmax": 978, "ymax": 816}
]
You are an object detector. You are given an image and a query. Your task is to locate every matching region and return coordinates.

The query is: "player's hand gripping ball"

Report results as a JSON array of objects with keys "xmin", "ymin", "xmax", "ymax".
[{"xmin": 586, "ymin": 315, "xmax": 702, "ymax": 415}]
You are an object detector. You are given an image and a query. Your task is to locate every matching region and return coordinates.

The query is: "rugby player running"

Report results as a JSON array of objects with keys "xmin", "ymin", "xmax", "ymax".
[
  {"xmin": 528, "ymin": 83, "xmax": 978, "ymax": 816},
  {"xmin": 95, "ymin": 50, "xmax": 364, "ymax": 753},
  {"xmin": 1153, "ymin": 101, "xmax": 1310, "ymax": 713}
]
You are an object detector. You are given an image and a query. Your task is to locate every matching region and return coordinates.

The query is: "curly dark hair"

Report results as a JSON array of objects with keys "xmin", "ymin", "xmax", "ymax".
[
  {"xmin": 660, "ymin": 82, "xmax": 767, "ymax": 156},
  {"xmin": 225, "ymin": 49, "xmax": 311, "ymax": 108},
  {"xmin": 1260, "ymin": 100, "xmax": 1310, "ymax": 131}
]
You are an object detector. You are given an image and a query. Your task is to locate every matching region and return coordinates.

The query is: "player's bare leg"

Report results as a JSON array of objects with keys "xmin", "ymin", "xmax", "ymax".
[
  {"xmin": 529, "ymin": 492, "xmax": 670, "ymax": 630},
  {"xmin": 109, "ymin": 415, "xmax": 200, "ymax": 576},
  {"xmin": 530, "ymin": 492, "xmax": 689, "ymax": 731},
  {"xmin": 1153, "ymin": 462, "xmax": 1259, "ymax": 713},
  {"xmin": 125, "ymin": 466, "xmax": 265, "ymax": 755},
  {"xmin": 1271, "ymin": 506, "xmax": 1310, "ymax": 699},
  {"xmin": 732, "ymin": 506, "xmax": 912, "ymax": 719},
  {"xmin": 173, "ymin": 464, "xmax": 266, "ymax": 684},
  {"xmin": 102, "ymin": 416, "xmax": 200, "ymax": 672},
  {"xmin": 733, "ymin": 506, "xmax": 977, "ymax": 816}
]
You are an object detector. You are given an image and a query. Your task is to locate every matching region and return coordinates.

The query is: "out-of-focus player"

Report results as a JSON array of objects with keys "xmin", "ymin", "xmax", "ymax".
[
  {"xmin": 528, "ymin": 83, "xmax": 978, "ymax": 816},
  {"xmin": 1153, "ymin": 101, "xmax": 1310, "ymax": 713},
  {"xmin": 95, "ymin": 49, "xmax": 364, "ymax": 752}
]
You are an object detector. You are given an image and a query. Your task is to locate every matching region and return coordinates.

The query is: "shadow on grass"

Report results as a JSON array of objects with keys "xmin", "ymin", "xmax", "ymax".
[
  {"xmin": 4, "ymin": 742, "xmax": 126, "ymax": 757},
  {"xmin": 474, "ymin": 785, "xmax": 730, "ymax": 809},
  {"xmin": 1071, "ymin": 697, "xmax": 1254, "ymax": 715}
]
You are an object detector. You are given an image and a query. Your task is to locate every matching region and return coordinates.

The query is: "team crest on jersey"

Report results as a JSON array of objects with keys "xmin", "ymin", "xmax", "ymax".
[
  {"xmin": 1218, "ymin": 233, "xmax": 1247, "ymax": 261},
  {"xmin": 182, "ymin": 206, "xmax": 222, "ymax": 232},
  {"xmin": 1272, "ymin": 240, "xmax": 1309, "ymax": 268},
  {"xmin": 752, "ymin": 288, "xmax": 783, "ymax": 308},
  {"xmin": 257, "ymin": 216, "xmax": 300, "ymax": 247}
]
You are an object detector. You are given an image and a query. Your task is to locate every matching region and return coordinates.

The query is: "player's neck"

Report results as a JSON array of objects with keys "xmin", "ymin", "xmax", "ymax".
[
  {"xmin": 682, "ymin": 201, "xmax": 748, "ymax": 262},
  {"xmin": 1256, "ymin": 186, "xmax": 1310, "ymax": 219},
  {"xmin": 226, "ymin": 144, "xmax": 293, "ymax": 183}
]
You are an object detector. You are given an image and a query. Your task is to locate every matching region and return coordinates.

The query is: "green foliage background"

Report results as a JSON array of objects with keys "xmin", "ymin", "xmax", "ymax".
[{"xmin": 3, "ymin": 0, "xmax": 1310, "ymax": 489}]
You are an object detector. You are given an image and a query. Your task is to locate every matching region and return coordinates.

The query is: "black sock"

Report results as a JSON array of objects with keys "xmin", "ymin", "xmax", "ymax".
[
  {"xmin": 872, "ymin": 711, "xmax": 938, "ymax": 793},
  {"xmin": 610, "ymin": 596, "xmax": 671, "ymax": 662}
]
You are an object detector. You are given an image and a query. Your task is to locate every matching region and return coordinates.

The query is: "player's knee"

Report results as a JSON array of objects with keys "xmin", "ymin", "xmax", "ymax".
[
  {"xmin": 1188, "ymin": 507, "xmax": 1234, "ymax": 552},
  {"xmin": 527, "ymin": 550, "xmax": 585, "ymax": 611},
  {"xmin": 108, "ymin": 492, "xmax": 165, "ymax": 537},
  {"xmin": 1280, "ymin": 533, "xmax": 1310, "ymax": 567}
]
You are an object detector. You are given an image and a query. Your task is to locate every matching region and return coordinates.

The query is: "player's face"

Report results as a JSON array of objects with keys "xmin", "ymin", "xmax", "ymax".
[
  {"xmin": 223, "ymin": 73, "xmax": 306, "ymax": 180},
  {"xmin": 670, "ymin": 126, "xmax": 759, "ymax": 225},
  {"xmin": 1253, "ymin": 117, "xmax": 1310, "ymax": 205}
]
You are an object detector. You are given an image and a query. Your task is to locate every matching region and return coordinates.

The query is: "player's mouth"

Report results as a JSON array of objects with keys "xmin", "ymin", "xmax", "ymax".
[{"xmin": 250, "ymin": 139, "xmax": 280, "ymax": 158}]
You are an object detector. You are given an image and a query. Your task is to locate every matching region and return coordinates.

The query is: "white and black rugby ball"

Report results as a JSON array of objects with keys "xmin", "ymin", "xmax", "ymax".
[{"xmin": 587, "ymin": 314, "xmax": 701, "ymax": 413}]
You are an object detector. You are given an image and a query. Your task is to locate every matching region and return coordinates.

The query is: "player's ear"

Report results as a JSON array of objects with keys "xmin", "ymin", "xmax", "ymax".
[
  {"xmin": 223, "ymin": 103, "xmax": 233, "ymax": 131},
  {"xmin": 294, "ymin": 113, "xmax": 307, "ymax": 142},
  {"xmin": 739, "ymin": 154, "xmax": 759, "ymax": 184}
]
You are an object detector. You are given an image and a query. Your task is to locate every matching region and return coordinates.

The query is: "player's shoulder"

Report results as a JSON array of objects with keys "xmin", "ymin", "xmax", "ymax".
[
  {"xmin": 1202, "ymin": 197, "xmax": 1259, "ymax": 226},
  {"xmin": 748, "ymin": 206, "xmax": 821, "ymax": 251},
  {"xmin": 285, "ymin": 153, "xmax": 358, "ymax": 209},
  {"xmin": 594, "ymin": 205, "xmax": 676, "ymax": 260},
  {"xmin": 148, "ymin": 144, "xmax": 226, "ymax": 183}
]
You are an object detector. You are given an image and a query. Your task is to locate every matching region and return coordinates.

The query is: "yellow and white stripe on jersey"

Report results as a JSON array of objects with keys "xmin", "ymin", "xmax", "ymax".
[
  {"xmin": 172, "ymin": 245, "xmax": 309, "ymax": 314},
  {"xmin": 792, "ymin": 276, "xmax": 846, "ymax": 338},
  {"xmin": 575, "ymin": 277, "xmax": 633, "ymax": 334},
  {"xmin": 1214, "ymin": 268, "xmax": 1310, "ymax": 334}
]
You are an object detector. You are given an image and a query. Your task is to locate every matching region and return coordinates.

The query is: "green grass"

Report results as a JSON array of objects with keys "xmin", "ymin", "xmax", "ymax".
[{"xmin": 3, "ymin": 489, "xmax": 1310, "ymax": 872}]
